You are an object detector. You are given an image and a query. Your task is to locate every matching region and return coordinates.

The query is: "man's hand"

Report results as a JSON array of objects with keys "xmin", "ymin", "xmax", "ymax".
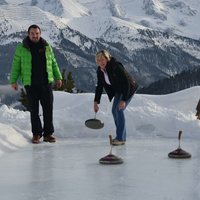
[
  {"xmin": 11, "ymin": 83, "xmax": 18, "ymax": 91},
  {"xmin": 56, "ymin": 80, "xmax": 62, "ymax": 88}
]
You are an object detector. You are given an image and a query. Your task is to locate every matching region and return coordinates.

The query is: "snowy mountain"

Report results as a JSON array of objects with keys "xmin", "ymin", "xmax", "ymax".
[
  {"xmin": 23, "ymin": 0, "xmax": 91, "ymax": 19},
  {"xmin": 0, "ymin": 0, "xmax": 200, "ymax": 92},
  {"xmin": 78, "ymin": 0, "xmax": 200, "ymax": 40}
]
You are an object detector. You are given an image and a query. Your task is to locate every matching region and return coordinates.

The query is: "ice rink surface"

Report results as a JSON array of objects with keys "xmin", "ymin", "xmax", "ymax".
[{"xmin": 0, "ymin": 137, "xmax": 199, "ymax": 200}]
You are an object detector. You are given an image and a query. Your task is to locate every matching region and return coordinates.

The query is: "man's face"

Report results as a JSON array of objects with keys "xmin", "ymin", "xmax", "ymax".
[{"xmin": 28, "ymin": 28, "xmax": 41, "ymax": 43}]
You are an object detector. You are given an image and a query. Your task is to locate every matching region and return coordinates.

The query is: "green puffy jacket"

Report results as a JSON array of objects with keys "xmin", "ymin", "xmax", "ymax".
[{"xmin": 10, "ymin": 37, "xmax": 62, "ymax": 85}]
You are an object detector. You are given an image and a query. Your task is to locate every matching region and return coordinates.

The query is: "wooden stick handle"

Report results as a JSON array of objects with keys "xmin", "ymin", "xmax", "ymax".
[
  {"xmin": 109, "ymin": 135, "xmax": 112, "ymax": 145},
  {"xmin": 178, "ymin": 130, "xmax": 182, "ymax": 140}
]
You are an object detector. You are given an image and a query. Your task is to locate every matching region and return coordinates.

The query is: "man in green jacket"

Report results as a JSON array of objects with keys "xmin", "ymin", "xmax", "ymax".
[{"xmin": 10, "ymin": 24, "xmax": 62, "ymax": 144}]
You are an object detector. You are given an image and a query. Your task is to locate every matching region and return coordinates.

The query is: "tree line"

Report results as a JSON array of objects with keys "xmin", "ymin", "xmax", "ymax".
[{"xmin": 138, "ymin": 66, "xmax": 200, "ymax": 94}]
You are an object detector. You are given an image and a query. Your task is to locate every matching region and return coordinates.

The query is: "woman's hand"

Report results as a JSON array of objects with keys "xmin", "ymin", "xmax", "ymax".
[
  {"xmin": 94, "ymin": 101, "xmax": 99, "ymax": 113},
  {"xmin": 118, "ymin": 100, "xmax": 126, "ymax": 110}
]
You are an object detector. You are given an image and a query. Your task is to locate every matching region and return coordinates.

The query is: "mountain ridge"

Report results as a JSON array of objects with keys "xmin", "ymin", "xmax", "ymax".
[{"xmin": 0, "ymin": 0, "xmax": 200, "ymax": 93}]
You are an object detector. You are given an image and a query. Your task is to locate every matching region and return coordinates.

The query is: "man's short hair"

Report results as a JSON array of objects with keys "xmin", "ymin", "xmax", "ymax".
[{"xmin": 28, "ymin": 25, "xmax": 41, "ymax": 33}]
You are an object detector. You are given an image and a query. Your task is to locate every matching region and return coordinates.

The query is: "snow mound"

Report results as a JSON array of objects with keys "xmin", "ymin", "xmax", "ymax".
[{"xmin": 0, "ymin": 86, "xmax": 200, "ymax": 156}]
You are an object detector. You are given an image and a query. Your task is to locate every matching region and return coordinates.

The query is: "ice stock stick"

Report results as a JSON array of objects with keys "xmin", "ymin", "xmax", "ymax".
[
  {"xmin": 109, "ymin": 135, "xmax": 113, "ymax": 155},
  {"xmin": 178, "ymin": 130, "xmax": 182, "ymax": 149}
]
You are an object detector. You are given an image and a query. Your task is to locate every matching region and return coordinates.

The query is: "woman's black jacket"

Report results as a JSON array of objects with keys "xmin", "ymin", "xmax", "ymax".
[{"xmin": 94, "ymin": 57, "xmax": 138, "ymax": 104}]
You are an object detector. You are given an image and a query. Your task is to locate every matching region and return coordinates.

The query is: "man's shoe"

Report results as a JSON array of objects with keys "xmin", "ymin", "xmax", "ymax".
[
  {"xmin": 32, "ymin": 135, "xmax": 41, "ymax": 144},
  {"xmin": 43, "ymin": 135, "xmax": 56, "ymax": 142},
  {"xmin": 112, "ymin": 139, "xmax": 125, "ymax": 146}
]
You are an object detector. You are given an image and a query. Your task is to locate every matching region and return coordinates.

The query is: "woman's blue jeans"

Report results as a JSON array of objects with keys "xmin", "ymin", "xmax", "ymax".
[{"xmin": 112, "ymin": 93, "xmax": 134, "ymax": 141}]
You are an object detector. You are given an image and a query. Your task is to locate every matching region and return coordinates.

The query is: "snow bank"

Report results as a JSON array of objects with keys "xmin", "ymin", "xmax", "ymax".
[{"xmin": 0, "ymin": 86, "xmax": 200, "ymax": 156}]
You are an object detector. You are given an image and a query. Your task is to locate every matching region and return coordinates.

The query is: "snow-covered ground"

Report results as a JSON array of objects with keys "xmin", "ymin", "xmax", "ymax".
[{"xmin": 0, "ymin": 86, "xmax": 200, "ymax": 199}]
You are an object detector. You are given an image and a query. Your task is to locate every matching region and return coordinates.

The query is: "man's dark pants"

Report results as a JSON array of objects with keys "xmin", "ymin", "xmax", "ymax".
[{"xmin": 25, "ymin": 84, "xmax": 54, "ymax": 137}]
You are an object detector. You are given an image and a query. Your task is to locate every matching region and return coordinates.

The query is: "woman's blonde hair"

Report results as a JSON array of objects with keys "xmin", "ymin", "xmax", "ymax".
[{"xmin": 95, "ymin": 49, "xmax": 111, "ymax": 65}]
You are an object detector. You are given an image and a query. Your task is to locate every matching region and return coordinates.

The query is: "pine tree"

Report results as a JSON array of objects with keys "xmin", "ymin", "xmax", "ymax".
[
  {"xmin": 52, "ymin": 69, "xmax": 76, "ymax": 93},
  {"xmin": 76, "ymin": 88, "xmax": 87, "ymax": 93},
  {"xmin": 18, "ymin": 88, "xmax": 30, "ymax": 111},
  {"xmin": 65, "ymin": 71, "xmax": 75, "ymax": 93},
  {"xmin": 52, "ymin": 68, "xmax": 68, "ymax": 91}
]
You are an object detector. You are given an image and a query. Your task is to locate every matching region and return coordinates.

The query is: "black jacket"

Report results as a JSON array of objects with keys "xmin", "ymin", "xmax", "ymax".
[
  {"xmin": 94, "ymin": 57, "xmax": 138, "ymax": 103},
  {"xmin": 24, "ymin": 36, "xmax": 48, "ymax": 85}
]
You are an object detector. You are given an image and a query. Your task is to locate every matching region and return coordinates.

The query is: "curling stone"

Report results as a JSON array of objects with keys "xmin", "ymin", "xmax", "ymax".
[
  {"xmin": 168, "ymin": 131, "xmax": 191, "ymax": 159},
  {"xmin": 99, "ymin": 135, "xmax": 124, "ymax": 164}
]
